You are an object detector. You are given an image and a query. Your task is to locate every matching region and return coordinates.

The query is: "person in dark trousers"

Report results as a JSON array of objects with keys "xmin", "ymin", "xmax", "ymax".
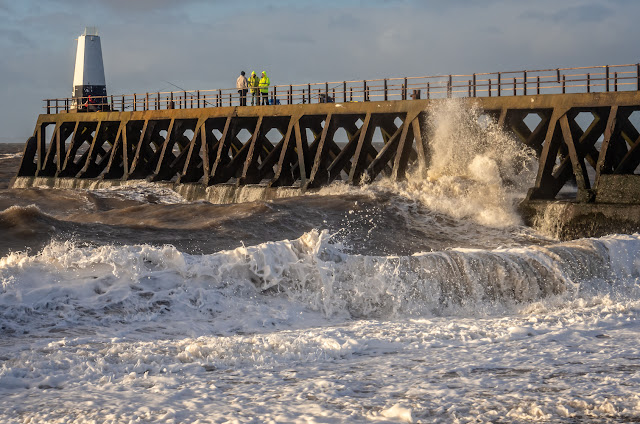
[
  {"xmin": 236, "ymin": 71, "xmax": 248, "ymax": 106},
  {"xmin": 259, "ymin": 71, "xmax": 270, "ymax": 105},
  {"xmin": 248, "ymin": 71, "xmax": 259, "ymax": 106}
]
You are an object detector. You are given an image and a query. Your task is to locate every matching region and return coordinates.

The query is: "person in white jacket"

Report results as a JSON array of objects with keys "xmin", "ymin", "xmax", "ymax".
[{"xmin": 236, "ymin": 71, "xmax": 248, "ymax": 106}]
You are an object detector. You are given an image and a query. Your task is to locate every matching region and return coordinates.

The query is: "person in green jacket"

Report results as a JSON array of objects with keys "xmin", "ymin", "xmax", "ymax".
[
  {"xmin": 248, "ymin": 71, "xmax": 259, "ymax": 106},
  {"xmin": 259, "ymin": 71, "xmax": 270, "ymax": 105}
]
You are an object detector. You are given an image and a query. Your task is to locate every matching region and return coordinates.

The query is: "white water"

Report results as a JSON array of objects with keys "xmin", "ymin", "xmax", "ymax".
[
  {"xmin": 317, "ymin": 99, "xmax": 539, "ymax": 229},
  {"xmin": 2, "ymin": 101, "xmax": 640, "ymax": 423},
  {"xmin": 1, "ymin": 232, "xmax": 640, "ymax": 422}
]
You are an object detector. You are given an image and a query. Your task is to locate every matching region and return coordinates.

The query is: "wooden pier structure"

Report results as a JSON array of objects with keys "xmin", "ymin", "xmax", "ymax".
[{"xmin": 13, "ymin": 63, "xmax": 640, "ymax": 237}]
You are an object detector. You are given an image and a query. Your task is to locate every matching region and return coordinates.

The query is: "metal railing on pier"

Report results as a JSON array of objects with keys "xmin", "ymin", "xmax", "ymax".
[{"xmin": 44, "ymin": 63, "xmax": 640, "ymax": 114}]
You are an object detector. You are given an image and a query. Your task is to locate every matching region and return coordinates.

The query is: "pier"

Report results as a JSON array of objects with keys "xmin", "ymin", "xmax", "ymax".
[{"xmin": 13, "ymin": 63, "xmax": 640, "ymax": 238}]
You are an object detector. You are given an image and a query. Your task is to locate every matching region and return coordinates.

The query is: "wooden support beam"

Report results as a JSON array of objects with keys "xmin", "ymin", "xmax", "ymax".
[
  {"xmin": 35, "ymin": 123, "xmax": 47, "ymax": 173},
  {"xmin": 305, "ymin": 114, "xmax": 335, "ymax": 189},
  {"xmin": 87, "ymin": 124, "xmax": 120, "ymax": 178},
  {"xmin": 527, "ymin": 108, "xmax": 568, "ymax": 200},
  {"xmin": 349, "ymin": 113, "xmax": 373, "ymax": 184},
  {"xmin": 269, "ymin": 115, "xmax": 302, "ymax": 187},
  {"xmin": 327, "ymin": 123, "xmax": 363, "ymax": 183},
  {"xmin": 365, "ymin": 119, "xmax": 408, "ymax": 181},
  {"xmin": 128, "ymin": 120, "xmax": 159, "ymax": 179},
  {"xmin": 560, "ymin": 114, "xmax": 591, "ymax": 195},
  {"xmin": 391, "ymin": 110, "xmax": 421, "ymax": 180},
  {"xmin": 525, "ymin": 112, "xmax": 551, "ymax": 155},
  {"xmin": 37, "ymin": 122, "xmax": 61, "ymax": 177},
  {"xmin": 412, "ymin": 115, "xmax": 428, "ymax": 176},
  {"xmin": 77, "ymin": 121, "xmax": 103, "ymax": 178},
  {"xmin": 178, "ymin": 117, "xmax": 207, "ymax": 183},
  {"xmin": 238, "ymin": 115, "xmax": 264, "ymax": 185},
  {"xmin": 210, "ymin": 116, "xmax": 234, "ymax": 184},
  {"xmin": 497, "ymin": 109, "xmax": 508, "ymax": 128},
  {"xmin": 294, "ymin": 121, "xmax": 310, "ymax": 186},
  {"xmin": 151, "ymin": 119, "xmax": 184, "ymax": 181},
  {"xmin": 17, "ymin": 136, "xmax": 38, "ymax": 177},
  {"xmin": 57, "ymin": 123, "xmax": 93, "ymax": 177},
  {"xmin": 103, "ymin": 120, "xmax": 129, "ymax": 179}
]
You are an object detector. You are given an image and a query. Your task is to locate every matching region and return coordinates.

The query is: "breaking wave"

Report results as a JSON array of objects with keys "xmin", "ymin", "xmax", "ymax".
[{"xmin": 1, "ymin": 231, "xmax": 639, "ymax": 336}]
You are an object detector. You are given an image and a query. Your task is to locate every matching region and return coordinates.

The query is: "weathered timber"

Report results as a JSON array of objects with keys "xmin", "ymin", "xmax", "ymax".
[{"xmin": 14, "ymin": 91, "xmax": 640, "ymax": 209}]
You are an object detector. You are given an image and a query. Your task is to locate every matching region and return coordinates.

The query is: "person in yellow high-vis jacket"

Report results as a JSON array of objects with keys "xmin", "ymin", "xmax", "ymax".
[
  {"xmin": 248, "ymin": 71, "xmax": 259, "ymax": 106},
  {"xmin": 259, "ymin": 71, "xmax": 270, "ymax": 105}
]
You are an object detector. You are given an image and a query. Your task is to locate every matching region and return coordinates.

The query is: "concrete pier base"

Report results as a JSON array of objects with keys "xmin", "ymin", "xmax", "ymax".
[
  {"xmin": 11, "ymin": 176, "xmax": 306, "ymax": 204},
  {"xmin": 519, "ymin": 200, "xmax": 640, "ymax": 240}
]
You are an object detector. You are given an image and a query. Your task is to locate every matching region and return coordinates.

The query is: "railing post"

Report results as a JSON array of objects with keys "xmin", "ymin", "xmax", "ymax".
[
  {"xmin": 363, "ymin": 80, "xmax": 367, "ymax": 101},
  {"xmin": 274, "ymin": 86, "xmax": 277, "ymax": 104},
  {"xmin": 325, "ymin": 82, "xmax": 328, "ymax": 103},
  {"xmin": 448, "ymin": 75, "xmax": 452, "ymax": 98},
  {"xmin": 156, "ymin": 93, "xmax": 160, "ymax": 110},
  {"xmin": 472, "ymin": 73, "xmax": 476, "ymax": 97},
  {"xmin": 605, "ymin": 66, "xmax": 610, "ymax": 92},
  {"xmin": 523, "ymin": 71, "xmax": 527, "ymax": 95},
  {"xmin": 537, "ymin": 76, "xmax": 540, "ymax": 94},
  {"xmin": 403, "ymin": 77, "xmax": 407, "ymax": 100},
  {"xmin": 426, "ymin": 82, "xmax": 430, "ymax": 99},
  {"xmin": 308, "ymin": 84, "xmax": 311, "ymax": 104},
  {"xmin": 302, "ymin": 89, "xmax": 306, "ymax": 104},
  {"xmin": 562, "ymin": 75, "xmax": 566, "ymax": 94},
  {"xmin": 614, "ymin": 72, "xmax": 618, "ymax": 92},
  {"xmin": 468, "ymin": 80, "xmax": 471, "ymax": 97},
  {"xmin": 587, "ymin": 74, "xmax": 591, "ymax": 93},
  {"xmin": 343, "ymin": 81, "xmax": 347, "ymax": 103},
  {"xmin": 170, "ymin": 92, "xmax": 174, "ymax": 109},
  {"xmin": 556, "ymin": 69, "xmax": 561, "ymax": 84},
  {"xmin": 513, "ymin": 78, "xmax": 516, "ymax": 96},
  {"xmin": 497, "ymin": 72, "xmax": 501, "ymax": 97},
  {"xmin": 637, "ymin": 63, "xmax": 640, "ymax": 90},
  {"xmin": 133, "ymin": 94, "xmax": 137, "ymax": 111},
  {"xmin": 197, "ymin": 90, "xmax": 200, "ymax": 108},
  {"xmin": 145, "ymin": 92, "xmax": 149, "ymax": 110},
  {"xmin": 488, "ymin": 79, "xmax": 492, "ymax": 97},
  {"xmin": 384, "ymin": 79, "xmax": 388, "ymax": 101},
  {"xmin": 66, "ymin": 98, "xmax": 70, "ymax": 112},
  {"xmin": 350, "ymin": 87, "xmax": 353, "ymax": 102},
  {"xmin": 46, "ymin": 99, "xmax": 51, "ymax": 114},
  {"xmin": 290, "ymin": 85, "xmax": 293, "ymax": 104},
  {"xmin": 121, "ymin": 95, "xmax": 124, "ymax": 111}
]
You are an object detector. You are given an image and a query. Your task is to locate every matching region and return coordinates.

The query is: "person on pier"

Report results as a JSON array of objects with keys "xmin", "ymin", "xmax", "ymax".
[
  {"xmin": 259, "ymin": 71, "xmax": 270, "ymax": 105},
  {"xmin": 237, "ymin": 71, "xmax": 248, "ymax": 106},
  {"xmin": 249, "ymin": 71, "xmax": 259, "ymax": 106}
]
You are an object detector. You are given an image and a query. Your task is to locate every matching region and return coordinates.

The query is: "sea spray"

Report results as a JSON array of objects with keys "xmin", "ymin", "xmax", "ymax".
[
  {"xmin": 317, "ymin": 98, "xmax": 539, "ymax": 228},
  {"xmin": 2, "ymin": 231, "xmax": 639, "ymax": 335}
]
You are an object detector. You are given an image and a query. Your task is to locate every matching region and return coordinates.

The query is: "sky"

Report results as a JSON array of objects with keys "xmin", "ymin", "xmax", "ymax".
[{"xmin": 0, "ymin": 0, "xmax": 638, "ymax": 143}]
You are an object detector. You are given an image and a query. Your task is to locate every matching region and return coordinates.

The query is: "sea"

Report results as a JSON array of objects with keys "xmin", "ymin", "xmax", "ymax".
[{"xmin": 1, "ymin": 101, "xmax": 639, "ymax": 423}]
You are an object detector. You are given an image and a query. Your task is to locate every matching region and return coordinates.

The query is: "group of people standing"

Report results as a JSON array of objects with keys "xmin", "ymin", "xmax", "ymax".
[{"xmin": 236, "ymin": 71, "xmax": 270, "ymax": 106}]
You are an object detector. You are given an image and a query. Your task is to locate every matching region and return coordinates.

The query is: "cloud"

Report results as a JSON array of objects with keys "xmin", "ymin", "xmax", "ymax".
[
  {"xmin": 0, "ymin": 28, "xmax": 35, "ymax": 48},
  {"xmin": 1, "ymin": 0, "xmax": 640, "ymax": 142},
  {"xmin": 521, "ymin": 4, "xmax": 613, "ymax": 24}
]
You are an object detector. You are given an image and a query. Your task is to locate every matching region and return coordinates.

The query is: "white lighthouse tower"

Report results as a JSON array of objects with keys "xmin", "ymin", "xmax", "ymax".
[{"xmin": 72, "ymin": 26, "xmax": 107, "ymax": 110}]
